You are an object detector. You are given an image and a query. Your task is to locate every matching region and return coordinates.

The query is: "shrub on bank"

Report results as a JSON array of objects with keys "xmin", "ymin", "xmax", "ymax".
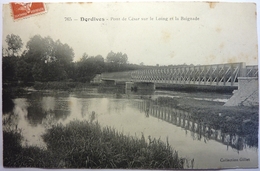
[{"xmin": 4, "ymin": 120, "xmax": 190, "ymax": 169}]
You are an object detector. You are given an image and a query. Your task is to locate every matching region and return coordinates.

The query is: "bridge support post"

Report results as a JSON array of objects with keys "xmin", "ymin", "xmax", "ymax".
[
  {"xmin": 102, "ymin": 80, "xmax": 116, "ymax": 85},
  {"xmin": 125, "ymin": 82, "xmax": 155, "ymax": 91},
  {"xmin": 239, "ymin": 62, "xmax": 247, "ymax": 77}
]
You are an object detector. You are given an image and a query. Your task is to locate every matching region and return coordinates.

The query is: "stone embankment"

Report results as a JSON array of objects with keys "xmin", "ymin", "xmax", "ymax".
[{"xmin": 225, "ymin": 77, "xmax": 258, "ymax": 106}]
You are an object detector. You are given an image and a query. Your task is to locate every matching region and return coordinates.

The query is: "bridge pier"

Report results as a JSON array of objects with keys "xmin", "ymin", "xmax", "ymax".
[
  {"xmin": 102, "ymin": 79, "xmax": 116, "ymax": 85},
  {"xmin": 125, "ymin": 82, "xmax": 155, "ymax": 91}
]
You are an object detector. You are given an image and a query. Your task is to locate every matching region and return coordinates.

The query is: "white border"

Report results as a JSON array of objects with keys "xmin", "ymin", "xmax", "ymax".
[{"xmin": 0, "ymin": 0, "xmax": 259, "ymax": 171}]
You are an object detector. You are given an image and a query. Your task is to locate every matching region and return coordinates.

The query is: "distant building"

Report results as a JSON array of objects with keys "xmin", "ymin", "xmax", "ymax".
[{"xmin": 91, "ymin": 74, "xmax": 102, "ymax": 84}]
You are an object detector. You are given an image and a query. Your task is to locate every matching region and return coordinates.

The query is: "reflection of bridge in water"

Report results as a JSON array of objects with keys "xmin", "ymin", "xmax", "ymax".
[{"xmin": 133, "ymin": 100, "xmax": 247, "ymax": 152}]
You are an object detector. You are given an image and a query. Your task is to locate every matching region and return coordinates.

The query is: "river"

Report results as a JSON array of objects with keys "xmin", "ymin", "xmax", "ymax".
[{"xmin": 2, "ymin": 88, "xmax": 258, "ymax": 169}]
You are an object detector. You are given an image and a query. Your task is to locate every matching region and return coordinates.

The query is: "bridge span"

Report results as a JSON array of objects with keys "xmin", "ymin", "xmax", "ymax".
[{"xmin": 101, "ymin": 62, "xmax": 258, "ymax": 87}]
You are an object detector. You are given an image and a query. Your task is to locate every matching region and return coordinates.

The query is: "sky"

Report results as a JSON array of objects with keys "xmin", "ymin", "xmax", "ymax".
[{"xmin": 2, "ymin": 2, "xmax": 258, "ymax": 66}]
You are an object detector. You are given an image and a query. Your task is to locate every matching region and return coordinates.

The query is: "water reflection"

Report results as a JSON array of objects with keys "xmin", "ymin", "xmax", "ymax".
[
  {"xmin": 134, "ymin": 100, "xmax": 257, "ymax": 152},
  {"xmin": 27, "ymin": 96, "xmax": 71, "ymax": 126},
  {"xmin": 3, "ymin": 98, "xmax": 47, "ymax": 148},
  {"xmin": 3, "ymin": 94, "xmax": 129, "ymax": 148}
]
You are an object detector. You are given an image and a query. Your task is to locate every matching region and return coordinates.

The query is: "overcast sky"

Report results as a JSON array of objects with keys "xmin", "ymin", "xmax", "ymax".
[{"xmin": 2, "ymin": 2, "xmax": 258, "ymax": 66}]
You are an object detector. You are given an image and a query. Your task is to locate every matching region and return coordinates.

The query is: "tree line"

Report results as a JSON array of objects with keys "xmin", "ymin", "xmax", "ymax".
[{"xmin": 3, "ymin": 34, "xmax": 147, "ymax": 84}]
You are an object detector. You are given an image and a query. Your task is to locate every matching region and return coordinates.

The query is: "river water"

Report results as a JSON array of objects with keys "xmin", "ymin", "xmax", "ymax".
[{"xmin": 3, "ymin": 88, "xmax": 258, "ymax": 169}]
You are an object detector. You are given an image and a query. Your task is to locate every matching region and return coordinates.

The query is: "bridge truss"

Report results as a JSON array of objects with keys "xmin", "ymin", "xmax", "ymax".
[
  {"xmin": 131, "ymin": 63, "xmax": 258, "ymax": 86},
  {"xmin": 101, "ymin": 62, "xmax": 258, "ymax": 87}
]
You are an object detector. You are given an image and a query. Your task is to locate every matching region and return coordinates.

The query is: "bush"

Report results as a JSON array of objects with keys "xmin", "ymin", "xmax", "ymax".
[{"xmin": 4, "ymin": 120, "xmax": 191, "ymax": 169}]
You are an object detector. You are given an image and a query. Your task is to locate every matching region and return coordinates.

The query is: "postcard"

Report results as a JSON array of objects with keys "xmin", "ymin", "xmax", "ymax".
[{"xmin": 2, "ymin": 2, "xmax": 258, "ymax": 170}]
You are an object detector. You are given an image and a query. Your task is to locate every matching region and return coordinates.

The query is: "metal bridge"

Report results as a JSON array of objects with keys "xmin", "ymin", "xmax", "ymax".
[{"xmin": 101, "ymin": 62, "xmax": 258, "ymax": 87}]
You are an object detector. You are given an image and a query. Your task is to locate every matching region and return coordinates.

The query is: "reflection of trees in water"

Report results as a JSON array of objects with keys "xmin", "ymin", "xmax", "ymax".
[
  {"xmin": 2, "ymin": 86, "xmax": 19, "ymax": 114},
  {"xmin": 135, "ymin": 100, "xmax": 258, "ymax": 150},
  {"xmin": 80, "ymin": 99, "xmax": 90, "ymax": 118},
  {"xmin": 42, "ymin": 114, "xmax": 58, "ymax": 129},
  {"xmin": 3, "ymin": 96, "xmax": 72, "ymax": 149},
  {"xmin": 54, "ymin": 110, "xmax": 70, "ymax": 121},
  {"xmin": 27, "ymin": 105, "xmax": 49, "ymax": 126},
  {"xmin": 41, "ymin": 97, "xmax": 55, "ymax": 112},
  {"xmin": 107, "ymin": 99, "xmax": 127, "ymax": 114},
  {"xmin": 27, "ymin": 107, "xmax": 70, "ymax": 126},
  {"xmin": 3, "ymin": 98, "xmax": 29, "ymax": 132},
  {"xmin": 2, "ymin": 95, "xmax": 15, "ymax": 114},
  {"xmin": 16, "ymin": 96, "xmax": 71, "ymax": 127}
]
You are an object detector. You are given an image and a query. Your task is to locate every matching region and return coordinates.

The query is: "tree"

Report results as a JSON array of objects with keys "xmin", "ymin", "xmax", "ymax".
[
  {"xmin": 5, "ymin": 34, "xmax": 23, "ymax": 57},
  {"xmin": 106, "ymin": 51, "xmax": 128, "ymax": 64},
  {"xmin": 26, "ymin": 35, "xmax": 56, "ymax": 63},
  {"xmin": 106, "ymin": 51, "xmax": 128, "ymax": 72},
  {"xmin": 93, "ymin": 55, "xmax": 105, "ymax": 74},
  {"xmin": 26, "ymin": 35, "xmax": 47, "ymax": 63},
  {"xmin": 53, "ymin": 40, "xmax": 74, "ymax": 65},
  {"xmin": 16, "ymin": 58, "xmax": 34, "ymax": 83},
  {"xmin": 81, "ymin": 53, "xmax": 88, "ymax": 61},
  {"xmin": 2, "ymin": 57, "xmax": 18, "ymax": 82},
  {"xmin": 2, "ymin": 47, "xmax": 8, "ymax": 57},
  {"xmin": 74, "ymin": 54, "xmax": 105, "ymax": 82},
  {"xmin": 25, "ymin": 35, "xmax": 74, "ymax": 81}
]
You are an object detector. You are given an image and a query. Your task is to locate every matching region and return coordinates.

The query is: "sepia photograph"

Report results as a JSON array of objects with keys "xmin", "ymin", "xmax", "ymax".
[{"xmin": 1, "ymin": 1, "xmax": 259, "ymax": 170}]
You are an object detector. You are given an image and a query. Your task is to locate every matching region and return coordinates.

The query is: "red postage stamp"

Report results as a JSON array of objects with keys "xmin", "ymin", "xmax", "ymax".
[{"xmin": 10, "ymin": 2, "xmax": 46, "ymax": 20}]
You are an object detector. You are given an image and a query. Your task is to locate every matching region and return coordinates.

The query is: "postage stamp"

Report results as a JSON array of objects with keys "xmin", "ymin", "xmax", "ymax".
[{"xmin": 10, "ymin": 2, "xmax": 46, "ymax": 20}]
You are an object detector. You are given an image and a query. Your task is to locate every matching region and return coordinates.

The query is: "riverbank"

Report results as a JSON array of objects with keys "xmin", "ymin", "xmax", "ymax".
[
  {"xmin": 3, "ymin": 120, "xmax": 191, "ymax": 169},
  {"xmin": 33, "ymin": 81, "xmax": 97, "ymax": 91},
  {"xmin": 154, "ymin": 96, "xmax": 258, "ymax": 147}
]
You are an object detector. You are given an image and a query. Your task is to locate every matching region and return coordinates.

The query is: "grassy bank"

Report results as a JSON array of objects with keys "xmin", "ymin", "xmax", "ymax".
[{"xmin": 4, "ymin": 120, "xmax": 190, "ymax": 169}]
